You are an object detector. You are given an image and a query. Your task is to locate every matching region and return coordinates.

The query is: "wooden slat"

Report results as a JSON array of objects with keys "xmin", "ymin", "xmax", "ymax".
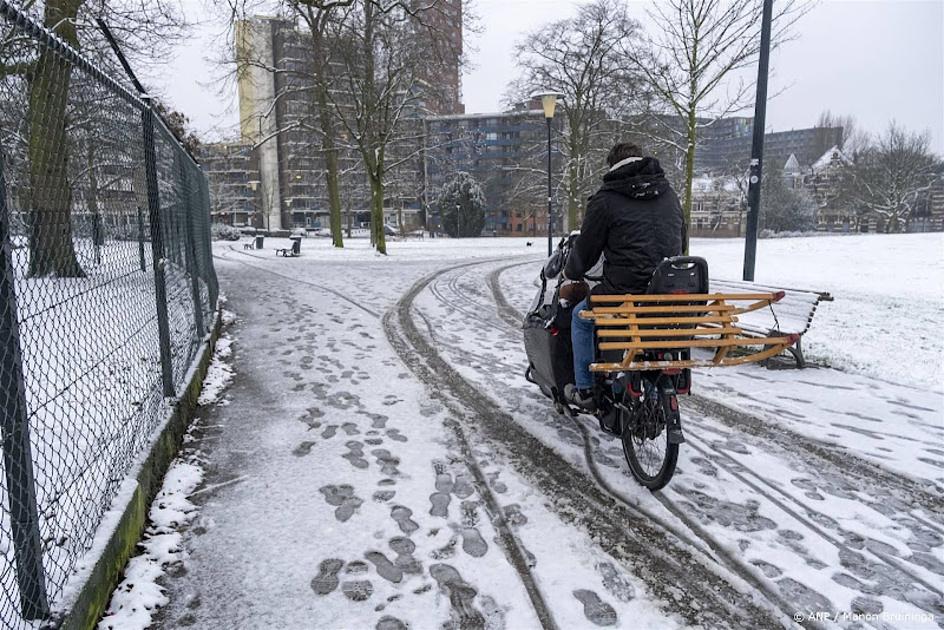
[
  {"xmin": 589, "ymin": 340, "xmax": 796, "ymax": 372},
  {"xmin": 590, "ymin": 303, "xmax": 735, "ymax": 315},
  {"xmin": 590, "ymin": 314, "xmax": 738, "ymax": 326},
  {"xmin": 732, "ymin": 300, "xmax": 775, "ymax": 316},
  {"xmin": 590, "ymin": 292, "xmax": 780, "ymax": 303},
  {"xmin": 595, "ymin": 326, "xmax": 743, "ymax": 338},
  {"xmin": 598, "ymin": 336, "xmax": 794, "ymax": 351}
]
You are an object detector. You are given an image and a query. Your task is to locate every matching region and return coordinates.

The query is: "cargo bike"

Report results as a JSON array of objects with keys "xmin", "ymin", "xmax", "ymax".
[{"xmin": 523, "ymin": 234, "xmax": 806, "ymax": 491}]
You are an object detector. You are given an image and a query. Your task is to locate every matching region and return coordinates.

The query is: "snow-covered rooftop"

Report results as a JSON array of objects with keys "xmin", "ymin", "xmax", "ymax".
[{"xmin": 811, "ymin": 145, "xmax": 851, "ymax": 172}]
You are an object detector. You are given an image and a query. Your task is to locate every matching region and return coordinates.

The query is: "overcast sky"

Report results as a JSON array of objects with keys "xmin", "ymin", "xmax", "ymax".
[{"xmin": 154, "ymin": 0, "xmax": 944, "ymax": 153}]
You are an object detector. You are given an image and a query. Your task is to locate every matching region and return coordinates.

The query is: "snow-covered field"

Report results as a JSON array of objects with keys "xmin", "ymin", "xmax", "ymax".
[
  {"xmin": 128, "ymin": 233, "xmax": 942, "ymax": 629},
  {"xmin": 690, "ymin": 233, "xmax": 944, "ymax": 391}
]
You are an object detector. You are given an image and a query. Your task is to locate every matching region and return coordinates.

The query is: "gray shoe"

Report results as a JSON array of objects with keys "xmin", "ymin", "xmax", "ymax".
[{"xmin": 564, "ymin": 384, "xmax": 597, "ymax": 412}]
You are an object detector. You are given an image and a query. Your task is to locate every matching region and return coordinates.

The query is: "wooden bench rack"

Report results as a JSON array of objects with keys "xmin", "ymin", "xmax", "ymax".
[{"xmin": 580, "ymin": 292, "xmax": 800, "ymax": 372}]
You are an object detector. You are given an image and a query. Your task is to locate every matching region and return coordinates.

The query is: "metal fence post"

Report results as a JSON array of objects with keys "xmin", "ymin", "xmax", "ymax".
[
  {"xmin": 199, "ymin": 175, "xmax": 219, "ymax": 311},
  {"xmin": 137, "ymin": 205, "xmax": 146, "ymax": 273},
  {"xmin": 142, "ymin": 105, "xmax": 176, "ymax": 398},
  {"xmin": 0, "ymin": 158, "xmax": 50, "ymax": 620},
  {"xmin": 177, "ymin": 157, "xmax": 204, "ymax": 337}
]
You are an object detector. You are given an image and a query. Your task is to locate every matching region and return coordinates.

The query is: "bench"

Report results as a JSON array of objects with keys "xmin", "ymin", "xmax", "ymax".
[
  {"xmin": 711, "ymin": 279, "xmax": 832, "ymax": 368},
  {"xmin": 582, "ymin": 292, "xmax": 804, "ymax": 372},
  {"xmin": 275, "ymin": 237, "xmax": 302, "ymax": 258}
]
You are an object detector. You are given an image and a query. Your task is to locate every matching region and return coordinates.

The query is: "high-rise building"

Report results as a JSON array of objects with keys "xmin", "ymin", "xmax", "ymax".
[
  {"xmin": 197, "ymin": 141, "xmax": 260, "ymax": 226},
  {"xmin": 233, "ymin": 9, "xmax": 464, "ymax": 232}
]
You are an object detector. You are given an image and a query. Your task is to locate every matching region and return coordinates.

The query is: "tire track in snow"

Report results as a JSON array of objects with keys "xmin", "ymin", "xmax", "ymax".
[
  {"xmin": 384, "ymin": 259, "xmax": 559, "ymax": 630},
  {"xmin": 214, "ymin": 246, "xmax": 381, "ymax": 318},
  {"xmin": 684, "ymin": 424, "xmax": 944, "ymax": 602},
  {"xmin": 488, "ymin": 261, "xmax": 944, "ymax": 621},
  {"xmin": 481, "ymin": 261, "xmax": 812, "ymax": 627},
  {"xmin": 389, "ymin": 260, "xmax": 787, "ymax": 629}
]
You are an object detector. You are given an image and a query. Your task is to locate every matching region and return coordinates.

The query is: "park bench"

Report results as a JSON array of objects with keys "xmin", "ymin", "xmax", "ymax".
[
  {"xmin": 275, "ymin": 236, "xmax": 302, "ymax": 258},
  {"xmin": 581, "ymin": 283, "xmax": 831, "ymax": 372},
  {"xmin": 711, "ymin": 279, "xmax": 832, "ymax": 368}
]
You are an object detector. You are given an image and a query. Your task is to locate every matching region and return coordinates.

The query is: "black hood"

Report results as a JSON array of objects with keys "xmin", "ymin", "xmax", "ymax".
[{"xmin": 600, "ymin": 156, "xmax": 670, "ymax": 200}]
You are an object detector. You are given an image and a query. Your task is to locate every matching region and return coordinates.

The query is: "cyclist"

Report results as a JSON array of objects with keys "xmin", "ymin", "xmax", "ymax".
[{"xmin": 564, "ymin": 142, "xmax": 685, "ymax": 411}]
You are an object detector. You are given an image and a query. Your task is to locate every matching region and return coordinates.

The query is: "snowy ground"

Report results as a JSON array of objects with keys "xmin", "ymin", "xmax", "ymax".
[{"xmin": 136, "ymin": 234, "xmax": 941, "ymax": 629}]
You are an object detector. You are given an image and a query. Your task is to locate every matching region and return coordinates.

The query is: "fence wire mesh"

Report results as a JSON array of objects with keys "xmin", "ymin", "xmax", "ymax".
[{"xmin": 0, "ymin": 2, "xmax": 217, "ymax": 625}]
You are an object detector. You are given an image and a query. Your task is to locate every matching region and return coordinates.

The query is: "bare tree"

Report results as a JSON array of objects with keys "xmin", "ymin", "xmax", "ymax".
[
  {"xmin": 5, "ymin": 0, "xmax": 186, "ymax": 277},
  {"xmin": 630, "ymin": 0, "xmax": 806, "ymax": 250},
  {"xmin": 328, "ymin": 0, "xmax": 444, "ymax": 254},
  {"xmin": 846, "ymin": 122, "xmax": 941, "ymax": 233},
  {"xmin": 510, "ymin": 0, "xmax": 645, "ymax": 231},
  {"xmin": 816, "ymin": 110, "xmax": 868, "ymax": 156}
]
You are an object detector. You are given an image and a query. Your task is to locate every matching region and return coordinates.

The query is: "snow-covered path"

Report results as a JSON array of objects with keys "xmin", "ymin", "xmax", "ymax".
[{"xmin": 152, "ymin": 238, "xmax": 943, "ymax": 630}]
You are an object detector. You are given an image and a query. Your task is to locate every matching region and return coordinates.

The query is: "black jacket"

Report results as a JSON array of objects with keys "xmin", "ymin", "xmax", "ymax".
[{"xmin": 564, "ymin": 157, "xmax": 685, "ymax": 295}]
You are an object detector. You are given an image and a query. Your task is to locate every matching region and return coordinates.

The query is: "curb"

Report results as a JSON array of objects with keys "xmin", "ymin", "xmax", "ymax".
[{"xmin": 55, "ymin": 311, "xmax": 224, "ymax": 630}]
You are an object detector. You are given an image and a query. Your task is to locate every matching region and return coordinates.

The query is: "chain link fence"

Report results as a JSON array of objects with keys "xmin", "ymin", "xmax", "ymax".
[{"xmin": 0, "ymin": 2, "xmax": 218, "ymax": 625}]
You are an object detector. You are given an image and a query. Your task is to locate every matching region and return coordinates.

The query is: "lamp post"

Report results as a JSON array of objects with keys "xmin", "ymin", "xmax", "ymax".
[
  {"xmin": 247, "ymin": 180, "xmax": 260, "ymax": 228},
  {"xmin": 532, "ymin": 91, "xmax": 564, "ymax": 256},
  {"xmin": 456, "ymin": 202, "xmax": 461, "ymax": 236}
]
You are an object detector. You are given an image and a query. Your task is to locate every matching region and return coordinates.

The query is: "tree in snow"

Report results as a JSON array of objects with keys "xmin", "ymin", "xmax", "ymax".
[
  {"xmin": 760, "ymin": 169, "xmax": 816, "ymax": 233},
  {"xmin": 326, "ymin": 0, "xmax": 460, "ymax": 254},
  {"xmin": 228, "ymin": 0, "xmax": 351, "ymax": 248},
  {"xmin": 509, "ymin": 0, "xmax": 647, "ymax": 231},
  {"xmin": 816, "ymin": 110, "xmax": 869, "ymax": 157},
  {"xmin": 628, "ymin": 0, "xmax": 807, "ymax": 251},
  {"xmin": 3, "ymin": 0, "xmax": 185, "ymax": 277},
  {"xmin": 844, "ymin": 122, "xmax": 942, "ymax": 233},
  {"xmin": 437, "ymin": 172, "xmax": 486, "ymax": 238}
]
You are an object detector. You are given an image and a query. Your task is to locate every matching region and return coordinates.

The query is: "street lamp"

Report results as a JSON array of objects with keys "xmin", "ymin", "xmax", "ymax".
[
  {"xmin": 532, "ymin": 91, "xmax": 564, "ymax": 256},
  {"xmin": 456, "ymin": 202, "xmax": 461, "ymax": 236},
  {"xmin": 247, "ymin": 180, "xmax": 260, "ymax": 228}
]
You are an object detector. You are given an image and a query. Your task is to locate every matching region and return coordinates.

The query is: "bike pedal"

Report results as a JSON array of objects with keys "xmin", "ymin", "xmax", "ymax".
[{"xmin": 667, "ymin": 429, "xmax": 686, "ymax": 445}]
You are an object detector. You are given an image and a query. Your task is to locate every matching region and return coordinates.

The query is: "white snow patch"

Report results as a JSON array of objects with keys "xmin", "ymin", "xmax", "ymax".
[
  {"xmin": 99, "ymin": 318, "xmax": 233, "ymax": 629},
  {"xmin": 197, "ymin": 334, "xmax": 235, "ymax": 406},
  {"xmin": 97, "ymin": 461, "xmax": 203, "ymax": 630}
]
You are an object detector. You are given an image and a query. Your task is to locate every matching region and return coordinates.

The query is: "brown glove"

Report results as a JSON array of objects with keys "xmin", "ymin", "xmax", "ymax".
[{"xmin": 559, "ymin": 281, "xmax": 589, "ymax": 304}]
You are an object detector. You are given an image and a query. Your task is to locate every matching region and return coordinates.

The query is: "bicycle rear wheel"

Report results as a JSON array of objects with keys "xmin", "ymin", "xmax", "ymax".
[{"xmin": 621, "ymin": 391, "xmax": 680, "ymax": 491}]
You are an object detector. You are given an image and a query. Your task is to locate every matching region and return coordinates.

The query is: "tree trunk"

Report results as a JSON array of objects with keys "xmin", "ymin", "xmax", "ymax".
[
  {"xmin": 27, "ymin": 0, "xmax": 85, "ymax": 278},
  {"xmin": 324, "ymin": 142, "xmax": 343, "ymax": 247},
  {"xmin": 369, "ymin": 172, "xmax": 386, "ymax": 255},
  {"xmin": 312, "ymin": 26, "xmax": 343, "ymax": 249},
  {"xmin": 682, "ymin": 109, "xmax": 697, "ymax": 255}
]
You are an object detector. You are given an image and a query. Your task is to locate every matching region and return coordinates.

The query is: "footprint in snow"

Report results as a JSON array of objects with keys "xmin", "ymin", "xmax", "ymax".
[
  {"xmin": 311, "ymin": 558, "xmax": 343, "ymax": 595},
  {"xmin": 429, "ymin": 491, "xmax": 451, "ymax": 518},
  {"xmin": 375, "ymin": 616, "xmax": 408, "ymax": 630},
  {"xmin": 319, "ymin": 485, "xmax": 363, "ymax": 522},
  {"xmin": 366, "ymin": 551, "xmax": 403, "ymax": 584},
  {"xmin": 341, "ymin": 560, "xmax": 374, "ymax": 601},
  {"xmin": 429, "ymin": 564, "xmax": 485, "ymax": 629},
  {"xmin": 389, "ymin": 537, "xmax": 422, "ymax": 575},
  {"xmin": 292, "ymin": 441, "xmax": 315, "ymax": 457},
  {"xmin": 390, "ymin": 505, "xmax": 419, "ymax": 534},
  {"xmin": 572, "ymin": 589, "xmax": 618, "ymax": 627},
  {"xmin": 386, "ymin": 428, "xmax": 408, "ymax": 443},
  {"xmin": 372, "ymin": 449, "xmax": 401, "ymax": 476},
  {"xmin": 342, "ymin": 441, "xmax": 369, "ymax": 469}
]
